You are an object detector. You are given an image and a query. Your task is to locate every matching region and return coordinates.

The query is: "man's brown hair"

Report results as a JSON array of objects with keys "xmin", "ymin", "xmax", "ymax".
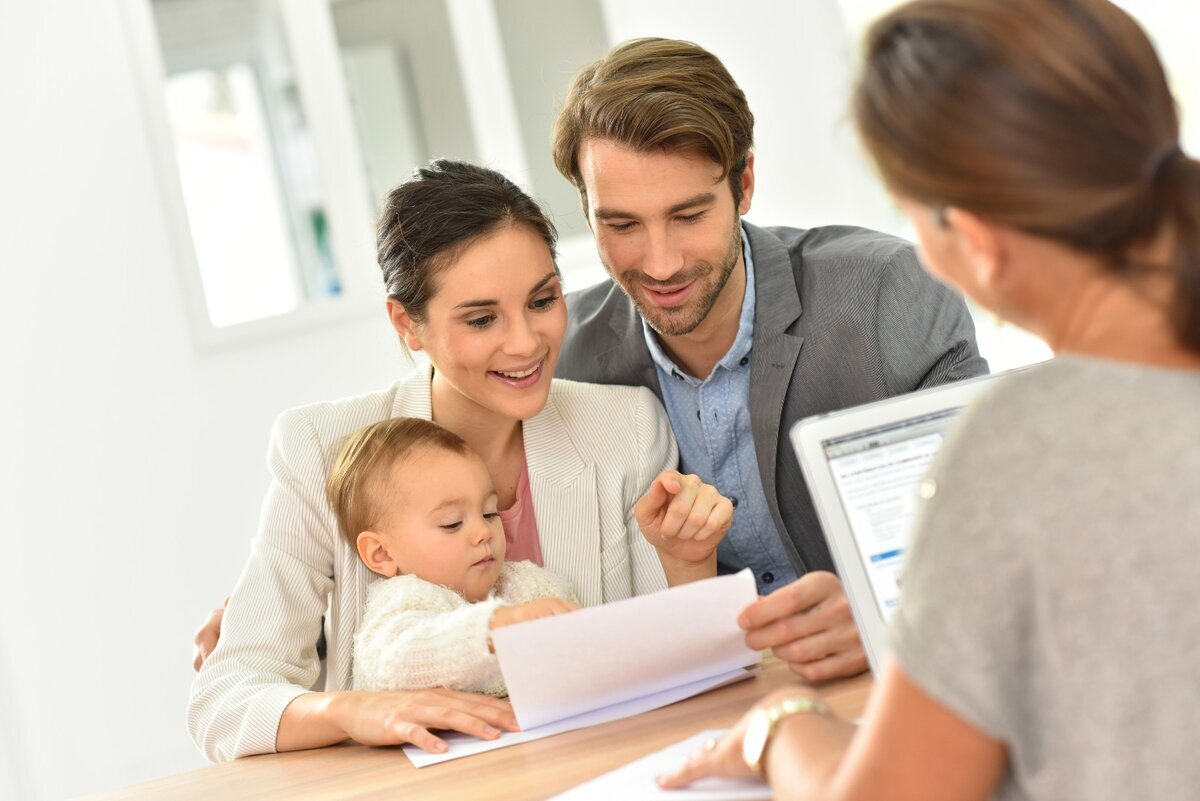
[
  {"xmin": 552, "ymin": 37, "xmax": 755, "ymax": 214},
  {"xmin": 326, "ymin": 417, "xmax": 471, "ymax": 548}
]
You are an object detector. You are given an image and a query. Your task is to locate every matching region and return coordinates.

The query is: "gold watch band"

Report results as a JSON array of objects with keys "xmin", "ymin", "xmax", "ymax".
[{"xmin": 743, "ymin": 695, "xmax": 831, "ymax": 778}]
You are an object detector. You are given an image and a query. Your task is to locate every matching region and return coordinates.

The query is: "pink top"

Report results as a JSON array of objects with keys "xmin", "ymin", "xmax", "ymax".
[{"xmin": 498, "ymin": 459, "xmax": 543, "ymax": 566}]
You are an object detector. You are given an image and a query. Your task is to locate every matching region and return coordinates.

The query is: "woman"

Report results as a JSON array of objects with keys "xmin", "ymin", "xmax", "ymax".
[
  {"xmin": 189, "ymin": 160, "xmax": 732, "ymax": 761},
  {"xmin": 661, "ymin": 0, "xmax": 1200, "ymax": 798}
]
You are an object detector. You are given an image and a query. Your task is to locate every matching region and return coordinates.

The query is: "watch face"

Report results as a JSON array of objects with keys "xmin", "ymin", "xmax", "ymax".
[{"xmin": 742, "ymin": 709, "xmax": 771, "ymax": 773}]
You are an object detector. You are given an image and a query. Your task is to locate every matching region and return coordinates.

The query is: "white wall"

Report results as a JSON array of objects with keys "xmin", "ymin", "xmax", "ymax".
[{"xmin": 0, "ymin": 1, "xmax": 408, "ymax": 797}]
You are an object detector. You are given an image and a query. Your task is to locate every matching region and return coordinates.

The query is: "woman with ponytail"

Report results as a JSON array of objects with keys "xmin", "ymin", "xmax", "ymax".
[{"xmin": 659, "ymin": 1, "xmax": 1200, "ymax": 799}]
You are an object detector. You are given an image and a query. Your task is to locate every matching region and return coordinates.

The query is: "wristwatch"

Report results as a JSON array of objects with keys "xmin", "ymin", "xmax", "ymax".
[{"xmin": 741, "ymin": 695, "xmax": 830, "ymax": 777}]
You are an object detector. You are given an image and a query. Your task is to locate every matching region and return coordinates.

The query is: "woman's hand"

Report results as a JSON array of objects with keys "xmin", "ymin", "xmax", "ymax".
[
  {"xmin": 321, "ymin": 688, "xmax": 519, "ymax": 753},
  {"xmin": 635, "ymin": 470, "xmax": 733, "ymax": 577},
  {"xmin": 656, "ymin": 688, "xmax": 811, "ymax": 788},
  {"xmin": 489, "ymin": 597, "xmax": 579, "ymax": 629}
]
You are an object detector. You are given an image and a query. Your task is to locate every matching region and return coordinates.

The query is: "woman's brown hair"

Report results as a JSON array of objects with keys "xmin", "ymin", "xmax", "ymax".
[
  {"xmin": 377, "ymin": 160, "xmax": 558, "ymax": 326},
  {"xmin": 853, "ymin": 0, "xmax": 1200, "ymax": 351}
]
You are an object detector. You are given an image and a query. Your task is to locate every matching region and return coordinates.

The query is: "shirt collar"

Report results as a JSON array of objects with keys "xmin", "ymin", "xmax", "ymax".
[{"xmin": 642, "ymin": 224, "xmax": 756, "ymax": 381}]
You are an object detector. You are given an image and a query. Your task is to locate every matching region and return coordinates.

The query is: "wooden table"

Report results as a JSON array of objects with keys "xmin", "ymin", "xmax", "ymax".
[{"xmin": 87, "ymin": 660, "xmax": 871, "ymax": 800}]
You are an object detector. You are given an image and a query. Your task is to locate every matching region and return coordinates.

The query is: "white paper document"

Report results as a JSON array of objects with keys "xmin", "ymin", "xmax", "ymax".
[
  {"xmin": 548, "ymin": 729, "xmax": 772, "ymax": 801},
  {"xmin": 402, "ymin": 569, "xmax": 761, "ymax": 767},
  {"xmin": 403, "ymin": 668, "xmax": 750, "ymax": 768},
  {"xmin": 494, "ymin": 569, "xmax": 761, "ymax": 729},
  {"xmin": 496, "ymin": 568, "xmax": 758, "ymax": 733}
]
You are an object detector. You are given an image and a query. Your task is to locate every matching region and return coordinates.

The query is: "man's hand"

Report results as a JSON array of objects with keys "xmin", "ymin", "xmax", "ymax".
[
  {"xmin": 635, "ymin": 469, "xmax": 733, "ymax": 567},
  {"xmin": 192, "ymin": 596, "xmax": 229, "ymax": 672},
  {"xmin": 739, "ymin": 572, "xmax": 868, "ymax": 682},
  {"xmin": 489, "ymin": 597, "xmax": 579, "ymax": 630}
]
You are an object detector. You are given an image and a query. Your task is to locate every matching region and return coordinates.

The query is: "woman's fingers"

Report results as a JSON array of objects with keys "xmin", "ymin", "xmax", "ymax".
[
  {"xmin": 634, "ymin": 471, "xmax": 680, "ymax": 532},
  {"xmin": 658, "ymin": 474, "xmax": 705, "ymax": 538},
  {"xmin": 407, "ymin": 689, "xmax": 519, "ymax": 732},
  {"xmin": 392, "ymin": 721, "xmax": 447, "ymax": 753},
  {"xmin": 656, "ymin": 728, "xmax": 750, "ymax": 788},
  {"xmin": 442, "ymin": 690, "xmax": 520, "ymax": 731},
  {"xmin": 665, "ymin": 481, "xmax": 731, "ymax": 541}
]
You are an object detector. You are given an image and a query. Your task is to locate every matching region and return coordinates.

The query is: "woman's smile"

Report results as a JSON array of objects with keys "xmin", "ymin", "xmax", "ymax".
[{"xmin": 488, "ymin": 357, "xmax": 546, "ymax": 389}]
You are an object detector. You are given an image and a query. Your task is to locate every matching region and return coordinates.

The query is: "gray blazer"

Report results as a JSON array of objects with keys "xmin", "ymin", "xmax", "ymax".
[{"xmin": 557, "ymin": 221, "xmax": 989, "ymax": 576}]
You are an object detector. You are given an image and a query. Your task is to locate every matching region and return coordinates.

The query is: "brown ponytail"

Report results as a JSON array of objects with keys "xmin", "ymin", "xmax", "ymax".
[
  {"xmin": 1157, "ymin": 153, "xmax": 1200, "ymax": 349},
  {"xmin": 852, "ymin": 0, "xmax": 1200, "ymax": 352}
]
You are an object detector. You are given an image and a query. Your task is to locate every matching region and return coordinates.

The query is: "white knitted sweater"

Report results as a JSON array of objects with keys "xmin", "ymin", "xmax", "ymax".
[{"xmin": 351, "ymin": 560, "xmax": 577, "ymax": 696}]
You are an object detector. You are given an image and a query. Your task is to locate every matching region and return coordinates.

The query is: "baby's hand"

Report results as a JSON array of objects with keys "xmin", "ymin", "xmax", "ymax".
[{"xmin": 489, "ymin": 597, "xmax": 579, "ymax": 630}]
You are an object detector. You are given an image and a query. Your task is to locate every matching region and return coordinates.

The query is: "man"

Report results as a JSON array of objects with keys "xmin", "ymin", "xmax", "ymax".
[{"xmin": 551, "ymin": 38, "xmax": 988, "ymax": 681}]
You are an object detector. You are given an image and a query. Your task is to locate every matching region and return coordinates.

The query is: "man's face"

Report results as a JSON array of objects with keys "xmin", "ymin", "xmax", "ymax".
[{"xmin": 578, "ymin": 139, "xmax": 754, "ymax": 337}]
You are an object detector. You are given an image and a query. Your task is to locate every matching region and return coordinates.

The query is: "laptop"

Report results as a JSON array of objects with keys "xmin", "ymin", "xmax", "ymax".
[{"xmin": 789, "ymin": 371, "xmax": 1005, "ymax": 675}]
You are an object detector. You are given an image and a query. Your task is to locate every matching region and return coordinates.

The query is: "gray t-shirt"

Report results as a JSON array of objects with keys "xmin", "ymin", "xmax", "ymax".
[{"xmin": 891, "ymin": 357, "xmax": 1200, "ymax": 801}]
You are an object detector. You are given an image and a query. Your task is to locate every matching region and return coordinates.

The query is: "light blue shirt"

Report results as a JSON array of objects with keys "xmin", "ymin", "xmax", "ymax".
[{"xmin": 642, "ymin": 226, "xmax": 798, "ymax": 595}]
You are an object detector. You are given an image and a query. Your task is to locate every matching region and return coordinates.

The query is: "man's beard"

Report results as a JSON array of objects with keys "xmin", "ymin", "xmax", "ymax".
[{"xmin": 612, "ymin": 220, "xmax": 742, "ymax": 337}]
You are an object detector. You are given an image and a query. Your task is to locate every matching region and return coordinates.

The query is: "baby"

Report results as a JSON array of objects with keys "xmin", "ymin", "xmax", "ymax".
[{"xmin": 326, "ymin": 416, "xmax": 578, "ymax": 696}]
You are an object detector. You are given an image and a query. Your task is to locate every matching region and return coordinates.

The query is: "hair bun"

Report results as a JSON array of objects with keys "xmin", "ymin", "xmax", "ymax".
[{"xmin": 1148, "ymin": 144, "xmax": 1183, "ymax": 183}]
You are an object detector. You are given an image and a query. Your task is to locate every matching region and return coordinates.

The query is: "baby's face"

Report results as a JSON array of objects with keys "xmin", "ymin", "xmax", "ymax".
[{"xmin": 373, "ymin": 446, "xmax": 505, "ymax": 601}]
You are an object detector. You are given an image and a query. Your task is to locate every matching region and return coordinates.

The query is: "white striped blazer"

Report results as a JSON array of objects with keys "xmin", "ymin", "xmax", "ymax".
[{"xmin": 188, "ymin": 362, "xmax": 676, "ymax": 762}]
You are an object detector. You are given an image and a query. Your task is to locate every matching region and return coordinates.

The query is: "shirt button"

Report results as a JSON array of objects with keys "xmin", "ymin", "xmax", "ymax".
[
  {"xmin": 762, "ymin": 571, "xmax": 775, "ymax": 584},
  {"xmin": 730, "ymin": 496, "xmax": 739, "ymax": 508},
  {"xmin": 739, "ymin": 356, "xmax": 749, "ymax": 366}
]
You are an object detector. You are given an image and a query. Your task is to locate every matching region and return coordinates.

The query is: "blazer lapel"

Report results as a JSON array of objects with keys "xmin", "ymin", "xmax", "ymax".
[
  {"xmin": 389, "ymin": 360, "xmax": 435, "ymax": 419},
  {"xmin": 593, "ymin": 292, "xmax": 664, "ymax": 404},
  {"xmin": 744, "ymin": 223, "xmax": 805, "ymax": 547},
  {"xmin": 523, "ymin": 395, "xmax": 604, "ymax": 606}
]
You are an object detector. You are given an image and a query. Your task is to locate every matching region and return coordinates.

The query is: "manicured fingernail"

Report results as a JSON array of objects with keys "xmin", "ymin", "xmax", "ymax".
[
  {"xmin": 433, "ymin": 741, "xmax": 447, "ymax": 752},
  {"xmin": 484, "ymin": 726, "xmax": 500, "ymax": 737}
]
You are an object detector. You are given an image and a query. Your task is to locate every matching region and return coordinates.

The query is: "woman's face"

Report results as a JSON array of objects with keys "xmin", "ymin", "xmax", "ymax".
[
  {"xmin": 407, "ymin": 224, "xmax": 566, "ymax": 422},
  {"xmin": 896, "ymin": 196, "xmax": 994, "ymax": 313}
]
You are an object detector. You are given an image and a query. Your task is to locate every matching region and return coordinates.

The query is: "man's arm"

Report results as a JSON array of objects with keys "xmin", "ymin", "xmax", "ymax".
[{"xmin": 876, "ymin": 248, "xmax": 990, "ymax": 392}]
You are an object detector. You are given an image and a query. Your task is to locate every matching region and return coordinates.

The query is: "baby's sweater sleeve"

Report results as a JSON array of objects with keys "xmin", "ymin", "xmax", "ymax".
[
  {"xmin": 497, "ymin": 560, "xmax": 579, "ymax": 605},
  {"xmin": 352, "ymin": 576, "xmax": 507, "ymax": 696}
]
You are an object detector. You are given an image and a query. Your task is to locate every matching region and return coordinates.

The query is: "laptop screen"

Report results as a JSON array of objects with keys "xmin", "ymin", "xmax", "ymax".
[{"xmin": 820, "ymin": 408, "xmax": 964, "ymax": 622}]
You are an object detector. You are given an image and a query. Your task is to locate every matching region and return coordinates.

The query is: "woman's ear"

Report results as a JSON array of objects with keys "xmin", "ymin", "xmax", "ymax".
[
  {"xmin": 356, "ymin": 530, "xmax": 401, "ymax": 578},
  {"xmin": 944, "ymin": 208, "xmax": 1006, "ymax": 289},
  {"xmin": 386, "ymin": 299, "xmax": 424, "ymax": 352}
]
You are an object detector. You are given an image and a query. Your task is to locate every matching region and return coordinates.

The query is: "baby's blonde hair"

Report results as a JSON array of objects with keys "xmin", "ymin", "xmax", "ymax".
[{"xmin": 326, "ymin": 417, "xmax": 471, "ymax": 548}]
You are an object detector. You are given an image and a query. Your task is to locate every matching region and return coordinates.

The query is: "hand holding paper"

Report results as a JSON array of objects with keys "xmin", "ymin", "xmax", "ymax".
[
  {"xmin": 490, "ymin": 597, "xmax": 580, "ymax": 630},
  {"xmin": 492, "ymin": 568, "xmax": 761, "ymax": 730},
  {"xmin": 402, "ymin": 570, "xmax": 762, "ymax": 766}
]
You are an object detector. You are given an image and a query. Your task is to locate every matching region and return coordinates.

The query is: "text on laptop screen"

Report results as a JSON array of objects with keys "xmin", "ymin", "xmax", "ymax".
[{"xmin": 821, "ymin": 409, "xmax": 962, "ymax": 622}]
